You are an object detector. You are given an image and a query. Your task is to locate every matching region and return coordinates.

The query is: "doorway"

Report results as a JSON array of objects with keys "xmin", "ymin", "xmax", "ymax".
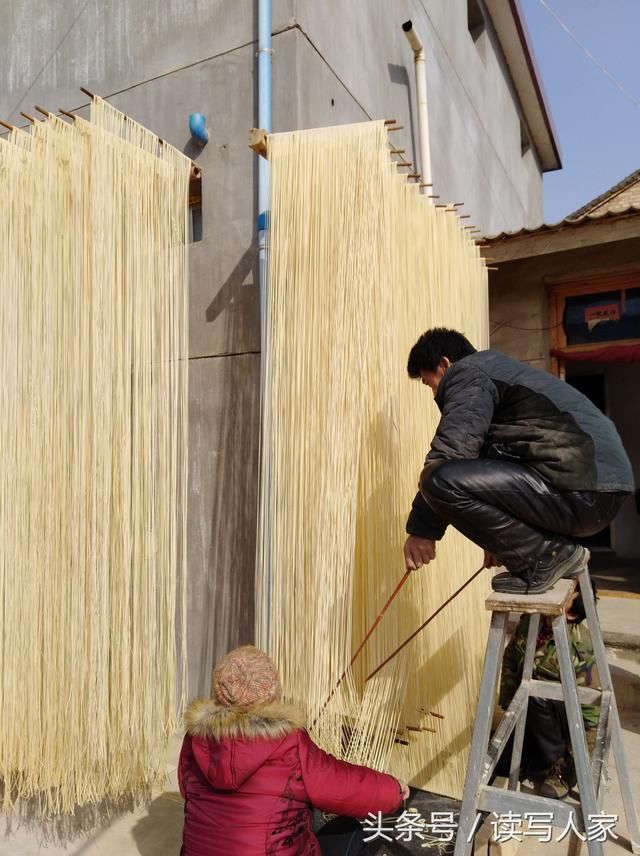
[{"xmin": 565, "ymin": 369, "xmax": 611, "ymax": 548}]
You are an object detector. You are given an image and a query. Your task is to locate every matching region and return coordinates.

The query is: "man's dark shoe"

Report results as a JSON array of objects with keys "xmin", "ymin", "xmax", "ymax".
[
  {"xmin": 491, "ymin": 544, "xmax": 590, "ymax": 595},
  {"xmin": 534, "ymin": 761, "xmax": 571, "ymax": 800}
]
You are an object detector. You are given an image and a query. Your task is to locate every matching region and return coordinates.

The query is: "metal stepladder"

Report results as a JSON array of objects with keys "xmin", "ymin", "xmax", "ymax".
[{"xmin": 454, "ymin": 568, "xmax": 640, "ymax": 856}]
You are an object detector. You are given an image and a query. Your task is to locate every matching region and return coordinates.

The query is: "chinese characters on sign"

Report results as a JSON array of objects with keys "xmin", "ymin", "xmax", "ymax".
[
  {"xmin": 362, "ymin": 809, "xmax": 619, "ymax": 845},
  {"xmin": 363, "ymin": 808, "xmax": 457, "ymax": 844}
]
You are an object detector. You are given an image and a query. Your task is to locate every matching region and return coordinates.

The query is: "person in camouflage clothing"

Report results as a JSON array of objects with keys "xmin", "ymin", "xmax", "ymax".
[{"xmin": 496, "ymin": 583, "xmax": 599, "ymax": 798}]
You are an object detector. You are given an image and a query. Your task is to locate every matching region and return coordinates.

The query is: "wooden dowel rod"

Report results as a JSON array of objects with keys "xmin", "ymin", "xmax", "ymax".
[
  {"xmin": 428, "ymin": 195, "xmax": 440, "ymax": 199},
  {"xmin": 366, "ymin": 565, "xmax": 485, "ymax": 681},
  {"xmin": 0, "ymin": 119, "xmax": 16, "ymax": 131},
  {"xmin": 419, "ymin": 708, "xmax": 445, "ymax": 720},
  {"xmin": 313, "ymin": 571, "xmax": 412, "ymax": 727},
  {"xmin": 459, "ymin": 214, "xmax": 471, "ymax": 219},
  {"xmin": 419, "ymin": 183, "xmax": 433, "ymax": 188},
  {"xmin": 249, "ymin": 128, "xmax": 268, "ymax": 158},
  {"xmin": 384, "ymin": 118, "xmax": 397, "ymax": 125},
  {"xmin": 386, "ymin": 125, "xmax": 403, "ymax": 131},
  {"xmin": 80, "ymin": 86, "xmax": 95, "ymax": 100},
  {"xmin": 20, "ymin": 112, "xmax": 36, "ymax": 123},
  {"xmin": 390, "ymin": 149, "xmax": 406, "ymax": 155},
  {"xmin": 34, "ymin": 105, "xmax": 50, "ymax": 117},
  {"xmin": 452, "ymin": 202, "xmax": 464, "ymax": 207},
  {"xmin": 59, "ymin": 108, "xmax": 77, "ymax": 121},
  {"xmin": 435, "ymin": 204, "xmax": 448, "ymax": 208},
  {"xmin": 408, "ymin": 173, "xmax": 420, "ymax": 179},
  {"xmin": 396, "ymin": 162, "xmax": 412, "ymax": 168}
]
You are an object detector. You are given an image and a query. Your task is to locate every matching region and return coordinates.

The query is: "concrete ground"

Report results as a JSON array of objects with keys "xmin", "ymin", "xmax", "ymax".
[
  {"xmin": 2, "ymin": 569, "xmax": 638, "ymax": 856},
  {"xmin": 0, "ymin": 735, "xmax": 185, "ymax": 856}
]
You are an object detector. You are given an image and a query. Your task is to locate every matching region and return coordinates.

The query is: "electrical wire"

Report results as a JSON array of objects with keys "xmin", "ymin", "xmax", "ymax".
[
  {"xmin": 490, "ymin": 320, "xmax": 563, "ymax": 334},
  {"xmin": 537, "ymin": 0, "xmax": 640, "ymax": 113}
]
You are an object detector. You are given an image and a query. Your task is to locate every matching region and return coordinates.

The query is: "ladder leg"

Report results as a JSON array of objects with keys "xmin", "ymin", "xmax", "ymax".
[
  {"xmin": 578, "ymin": 569, "xmax": 640, "ymax": 854},
  {"xmin": 568, "ymin": 830, "xmax": 583, "ymax": 856},
  {"xmin": 553, "ymin": 615, "xmax": 603, "ymax": 856},
  {"xmin": 454, "ymin": 611, "xmax": 508, "ymax": 856},
  {"xmin": 508, "ymin": 613, "xmax": 540, "ymax": 790}
]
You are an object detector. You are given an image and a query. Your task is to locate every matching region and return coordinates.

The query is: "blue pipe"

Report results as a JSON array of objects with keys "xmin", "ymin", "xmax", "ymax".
[
  {"xmin": 257, "ymin": 0, "xmax": 272, "ymax": 648},
  {"xmin": 188, "ymin": 112, "xmax": 209, "ymax": 146},
  {"xmin": 257, "ymin": 0, "xmax": 272, "ymax": 224}
]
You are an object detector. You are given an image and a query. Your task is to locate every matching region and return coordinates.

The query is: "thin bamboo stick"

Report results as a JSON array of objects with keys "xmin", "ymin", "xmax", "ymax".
[{"xmin": 365, "ymin": 566, "xmax": 485, "ymax": 681}]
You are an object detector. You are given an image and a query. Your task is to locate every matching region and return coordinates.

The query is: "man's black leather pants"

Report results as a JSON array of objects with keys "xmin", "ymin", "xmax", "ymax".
[{"xmin": 420, "ymin": 459, "xmax": 627, "ymax": 575}]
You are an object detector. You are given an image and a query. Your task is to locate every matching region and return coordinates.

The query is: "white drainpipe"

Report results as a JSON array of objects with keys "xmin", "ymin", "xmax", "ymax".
[{"xmin": 402, "ymin": 20, "xmax": 433, "ymax": 199}]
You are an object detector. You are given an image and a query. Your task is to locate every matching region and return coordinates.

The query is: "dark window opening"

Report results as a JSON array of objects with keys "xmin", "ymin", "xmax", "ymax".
[
  {"xmin": 190, "ymin": 206, "xmax": 203, "ymax": 243},
  {"xmin": 565, "ymin": 371, "xmax": 611, "ymax": 548},
  {"xmin": 563, "ymin": 287, "xmax": 640, "ymax": 346},
  {"xmin": 468, "ymin": 0, "xmax": 486, "ymax": 44},
  {"xmin": 520, "ymin": 120, "xmax": 531, "ymax": 156}
]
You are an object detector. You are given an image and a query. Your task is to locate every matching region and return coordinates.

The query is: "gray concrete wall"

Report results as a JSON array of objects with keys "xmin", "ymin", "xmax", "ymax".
[
  {"xmin": 293, "ymin": 0, "xmax": 544, "ymax": 234},
  {"xmin": 1, "ymin": 1, "xmax": 546, "ymax": 697},
  {"xmin": 1, "ymin": 0, "xmax": 294, "ymax": 119}
]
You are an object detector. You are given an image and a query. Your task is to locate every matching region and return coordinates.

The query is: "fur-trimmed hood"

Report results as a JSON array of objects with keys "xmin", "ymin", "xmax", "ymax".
[
  {"xmin": 183, "ymin": 700, "xmax": 307, "ymax": 792},
  {"xmin": 184, "ymin": 698, "xmax": 306, "ymax": 742}
]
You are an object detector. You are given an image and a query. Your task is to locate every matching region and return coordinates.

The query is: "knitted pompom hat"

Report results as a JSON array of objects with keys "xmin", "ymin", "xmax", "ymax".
[{"xmin": 211, "ymin": 645, "xmax": 282, "ymax": 708}]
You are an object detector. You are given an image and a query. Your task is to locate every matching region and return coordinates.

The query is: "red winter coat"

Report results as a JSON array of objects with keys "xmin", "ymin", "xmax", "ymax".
[{"xmin": 178, "ymin": 698, "xmax": 403, "ymax": 856}]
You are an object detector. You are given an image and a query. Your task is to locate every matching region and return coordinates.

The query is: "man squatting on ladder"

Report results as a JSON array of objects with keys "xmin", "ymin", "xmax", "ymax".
[{"xmin": 403, "ymin": 329, "xmax": 633, "ymax": 593}]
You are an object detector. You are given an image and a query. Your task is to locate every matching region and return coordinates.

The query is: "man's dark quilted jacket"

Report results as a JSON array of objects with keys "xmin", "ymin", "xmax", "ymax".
[{"xmin": 406, "ymin": 350, "xmax": 633, "ymax": 539}]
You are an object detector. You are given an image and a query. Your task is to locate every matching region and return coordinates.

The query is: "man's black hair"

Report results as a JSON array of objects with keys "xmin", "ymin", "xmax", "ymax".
[{"xmin": 407, "ymin": 328, "xmax": 477, "ymax": 378}]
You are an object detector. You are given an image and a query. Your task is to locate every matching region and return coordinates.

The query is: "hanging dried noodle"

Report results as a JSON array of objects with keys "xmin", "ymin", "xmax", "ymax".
[
  {"xmin": 256, "ymin": 121, "xmax": 491, "ymax": 798},
  {"xmin": 0, "ymin": 97, "xmax": 189, "ymax": 814}
]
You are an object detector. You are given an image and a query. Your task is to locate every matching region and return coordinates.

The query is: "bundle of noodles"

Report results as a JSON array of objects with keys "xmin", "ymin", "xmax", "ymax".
[
  {"xmin": 0, "ymin": 97, "xmax": 189, "ymax": 814},
  {"xmin": 256, "ymin": 121, "xmax": 490, "ymax": 798}
]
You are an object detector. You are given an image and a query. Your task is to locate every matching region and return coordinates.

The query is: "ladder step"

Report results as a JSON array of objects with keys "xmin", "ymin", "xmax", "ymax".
[
  {"xmin": 478, "ymin": 785, "xmax": 583, "ymax": 830},
  {"xmin": 485, "ymin": 579, "xmax": 577, "ymax": 614},
  {"xmin": 528, "ymin": 678, "xmax": 602, "ymax": 705}
]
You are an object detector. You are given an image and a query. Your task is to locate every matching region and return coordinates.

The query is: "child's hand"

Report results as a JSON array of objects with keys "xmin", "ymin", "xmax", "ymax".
[{"xmin": 397, "ymin": 778, "xmax": 410, "ymax": 800}]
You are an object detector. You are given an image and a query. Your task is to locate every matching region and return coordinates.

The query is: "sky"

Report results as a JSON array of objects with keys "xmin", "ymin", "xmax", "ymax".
[{"xmin": 519, "ymin": 0, "xmax": 640, "ymax": 223}]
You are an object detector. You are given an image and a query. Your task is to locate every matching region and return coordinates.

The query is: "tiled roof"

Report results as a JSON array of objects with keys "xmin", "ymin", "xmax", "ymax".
[
  {"xmin": 568, "ymin": 168, "xmax": 640, "ymax": 220},
  {"xmin": 480, "ymin": 204, "xmax": 640, "ymax": 244}
]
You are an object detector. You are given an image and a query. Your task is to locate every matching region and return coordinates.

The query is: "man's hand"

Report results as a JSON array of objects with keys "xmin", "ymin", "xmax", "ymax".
[
  {"xmin": 404, "ymin": 535, "xmax": 436, "ymax": 571},
  {"xmin": 483, "ymin": 550, "xmax": 503, "ymax": 569}
]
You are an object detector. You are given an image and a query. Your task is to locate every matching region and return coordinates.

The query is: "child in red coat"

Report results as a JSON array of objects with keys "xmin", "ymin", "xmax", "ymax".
[{"xmin": 179, "ymin": 645, "xmax": 407, "ymax": 856}]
